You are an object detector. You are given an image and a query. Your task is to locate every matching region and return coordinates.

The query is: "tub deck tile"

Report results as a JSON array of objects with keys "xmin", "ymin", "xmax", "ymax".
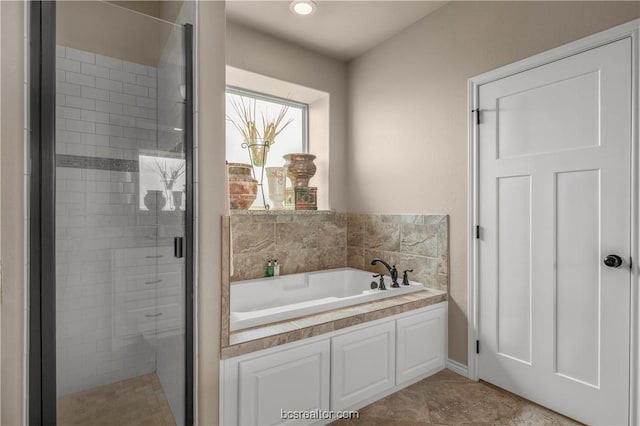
[{"xmin": 223, "ymin": 288, "xmax": 447, "ymax": 359}]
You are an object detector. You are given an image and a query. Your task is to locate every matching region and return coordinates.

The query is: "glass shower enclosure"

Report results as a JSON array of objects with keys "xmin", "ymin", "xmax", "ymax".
[{"xmin": 29, "ymin": 1, "xmax": 194, "ymax": 425}]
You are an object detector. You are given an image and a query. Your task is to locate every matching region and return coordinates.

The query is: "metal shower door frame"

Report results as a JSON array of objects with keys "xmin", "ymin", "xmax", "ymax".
[{"xmin": 28, "ymin": 3, "xmax": 195, "ymax": 424}]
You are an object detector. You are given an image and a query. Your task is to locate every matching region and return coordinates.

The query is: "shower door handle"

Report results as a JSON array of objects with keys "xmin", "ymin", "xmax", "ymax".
[{"xmin": 174, "ymin": 237, "xmax": 184, "ymax": 258}]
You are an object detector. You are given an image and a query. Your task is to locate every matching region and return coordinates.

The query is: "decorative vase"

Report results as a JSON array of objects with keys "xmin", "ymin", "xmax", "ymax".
[
  {"xmin": 245, "ymin": 138, "xmax": 273, "ymax": 167},
  {"xmin": 228, "ymin": 163, "xmax": 258, "ymax": 210},
  {"xmin": 162, "ymin": 179, "xmax": 175, "ymax": 209},
  {"xmin": 162, "ymin": 179, "xmax": 174, "ymax": 191},
  {"xmin": 266, "ymin": 167, "xmax": 287, "ymax": 210},
  {"xmin": 144, "ymin": 190, "xmax": 166, "ymax": 212},
  {"xmin": 284, "ymin": 188, "xmax": 295, "ymax": 209},
  {"xmin": 172, "ymin": 190, "xmax": 183, "ymax": 211},
  {"xmin": 283, "ymin": 153, "xmax": 317, "ymax": 187}
]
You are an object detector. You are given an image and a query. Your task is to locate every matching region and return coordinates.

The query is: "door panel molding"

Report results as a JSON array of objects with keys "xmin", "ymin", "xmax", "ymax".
[
  {"xmin": 554, "ymin": 169, "xmax": 601, "ymax": 387},
  {"xmin": 467, "ymin": 18, "xmax": 639, "ymax": 424}
]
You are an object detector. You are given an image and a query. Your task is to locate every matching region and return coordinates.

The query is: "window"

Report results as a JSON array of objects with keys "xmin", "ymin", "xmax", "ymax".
[
  {"xmin": 139, "ymin": 154, "xmax": 186, "ymax": 211},
  {"xmin": 225, "ymin": 87, "xmax": 308, "ymax": 169}
]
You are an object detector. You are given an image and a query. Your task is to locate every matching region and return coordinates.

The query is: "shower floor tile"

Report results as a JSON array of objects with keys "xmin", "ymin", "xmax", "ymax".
[{"xmin": 57, "ymin": 372, "xmax": 176, "ymax": 426}]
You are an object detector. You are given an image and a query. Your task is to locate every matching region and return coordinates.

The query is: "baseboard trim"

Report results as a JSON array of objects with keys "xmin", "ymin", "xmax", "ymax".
[{"xmin": 446, "ymin": 358, "xmax": 469, "ymax": 378}]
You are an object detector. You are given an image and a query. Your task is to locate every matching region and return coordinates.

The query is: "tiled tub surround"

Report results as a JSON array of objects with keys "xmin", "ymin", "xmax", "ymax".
[
  {"xmin": 222, "ymin": 210, "xmax": 347, "ymax": 346},
  {"xmin": 55, "ymin": 44, "xmax": 185, "ymax": 404},
  {"xmin": 228, "ymin": 210, "xmax": 347, "ymax": 281},
  {"xmin": 221, "ymin": 211, "xmax": 450, "ymax": 353},
  {"xmin": 347, "ymin": 214, "xmax": 449, "ymax": 292},
  {"xmin": 228, "ymin": 212, "xmax": 449, "ymax": 288}
]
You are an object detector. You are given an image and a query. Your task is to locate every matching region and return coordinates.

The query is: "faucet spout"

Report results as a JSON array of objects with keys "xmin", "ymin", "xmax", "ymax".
[
  {"xmin": 371, "ymin": 258, "xmax": 399, "ymax": 287},
  {"xmin": 370, "ymin": 257, "xmax": 391, "ymax": 270}
]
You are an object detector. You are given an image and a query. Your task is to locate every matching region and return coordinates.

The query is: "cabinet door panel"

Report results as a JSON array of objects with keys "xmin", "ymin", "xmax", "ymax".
[
  {"xmin": 396, "ymin": 307, "xmax": 445, "ymax": 385},
  {"xmin": 331, "ymin": 321, "xmax": 395, "ymax": 411},
  {"xmin": 238, "ymin": 339, "xmax": 330, "ymax": 426}
]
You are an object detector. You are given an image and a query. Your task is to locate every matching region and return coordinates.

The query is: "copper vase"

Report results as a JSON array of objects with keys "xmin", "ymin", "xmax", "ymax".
[
  {"xmin": 283, "ymin": 153, "xmax": 317, "ymax": 187},
  {"xmin": 228, "ymin": 163, "xmax": 258, "ymax": 210}
]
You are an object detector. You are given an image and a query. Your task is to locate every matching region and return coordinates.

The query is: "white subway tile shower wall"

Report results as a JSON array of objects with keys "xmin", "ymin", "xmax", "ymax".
[
  {"xmin": 55, "ymin": 46, "xmax": 169, "ymax": 396},
  {"xmin": 55, "ymin": 49, "xmax": 157, "ymax": 161}
]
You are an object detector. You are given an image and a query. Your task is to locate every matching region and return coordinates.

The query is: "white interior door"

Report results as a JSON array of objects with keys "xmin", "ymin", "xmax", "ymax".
[{"xmin": 478, "ymin": 38, "xmax": 632, "ymax": 425}]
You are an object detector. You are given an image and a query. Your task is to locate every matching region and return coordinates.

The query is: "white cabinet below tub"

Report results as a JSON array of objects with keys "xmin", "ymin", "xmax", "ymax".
[
  {"xmin": 396, "ymin": 305, "xmax": 446, "ymax": 386},
  {"xmin": 220, "ymin": 302, "xmax": 447, "ymax": 426},
  {"xmin": 330, "ymin": 321, "xmax": 395, "ymax": 411},
  {"xmin": 236, "ymin": 339, "xmax": 330, "ymax": 426}
]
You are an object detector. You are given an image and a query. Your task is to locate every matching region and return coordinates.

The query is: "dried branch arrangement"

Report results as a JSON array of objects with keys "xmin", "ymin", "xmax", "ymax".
[
  {"xmin": 227, "ymin": 95, "xmax": 293, "ymax": 144},
  {"xmin": 154, "ymin": 159, "xmax": 185, "ymax": 184}
]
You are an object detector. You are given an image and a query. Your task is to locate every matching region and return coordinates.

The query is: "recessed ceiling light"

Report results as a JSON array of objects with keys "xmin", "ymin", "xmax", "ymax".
[
  {"xmin": 173, "ymin": 127, "xmax": 183, "ymax": 132},
  {"xmin": 290, "ymin": 0, "xmax": 316, "ymax": 16}
]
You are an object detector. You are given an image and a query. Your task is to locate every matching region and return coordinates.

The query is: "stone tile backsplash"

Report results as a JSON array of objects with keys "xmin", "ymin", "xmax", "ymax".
[
  {"xmin": 347, "ymin": 214, "xmax": 449, "ymax": 291},
  {"xmin": 227, "ymin": 211, "xmax": 449, "ymax": 292},
  {"xmin": 229, "ymin": 211, "xmax": 347, "ymax": 281}
]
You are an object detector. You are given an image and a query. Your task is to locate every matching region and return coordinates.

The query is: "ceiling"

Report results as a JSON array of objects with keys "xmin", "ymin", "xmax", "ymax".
[{"xmin": 226, "ymin": 1, "xmax": 448, "ymax": 61}]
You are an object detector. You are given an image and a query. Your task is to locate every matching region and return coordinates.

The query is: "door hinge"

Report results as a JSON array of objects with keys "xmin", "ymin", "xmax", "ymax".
[
  {"xmin": 476, "ymin": 340, "xmax": 480, "ymax": 354},
  {"xmin": 630, "ymin": 256, "xmax": 633, "ymax": 269},
  {"xmin": 475, "ymin": 225, "xmax": 480, "ymax": 239},
  {"xmin": 472, "ymin": 108, "xmax": 480, "ymax": 125}
]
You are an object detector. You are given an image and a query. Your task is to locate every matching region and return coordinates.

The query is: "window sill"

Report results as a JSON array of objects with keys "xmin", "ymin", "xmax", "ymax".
[{"xmin": 229, "ymin": 209, "xmax": 335, "ymax": 217}]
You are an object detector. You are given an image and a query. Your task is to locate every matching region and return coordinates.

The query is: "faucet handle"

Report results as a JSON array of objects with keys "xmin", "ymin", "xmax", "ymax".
[
  {"xmin": 402, "ymin": 269, "xmax": 414, "ymax": 285},
  {"xmin": 372, "ymin": 274, "xmax": 386, "ymax": 290},
  {"xmin": 390, "ymin": 265, "xmax": 400, "ymax": 287}
]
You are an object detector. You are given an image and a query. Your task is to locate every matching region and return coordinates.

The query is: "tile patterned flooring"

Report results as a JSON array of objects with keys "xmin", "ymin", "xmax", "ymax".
[
  {"xmin": 56, "ymin": 369, "xmax": 579, "ymax": 426},
  {"xmin": 331, "ymin": 369, "xmax": 581, "ymax": 426},
  {"xmin": 57, "ymin": 372, "xmax": 176, "ymax": 426}
]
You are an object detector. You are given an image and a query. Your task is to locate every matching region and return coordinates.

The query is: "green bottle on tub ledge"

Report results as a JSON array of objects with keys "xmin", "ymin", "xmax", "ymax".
[{"xmin": 264, "ymin": 260, "xmax": 280, "ymax": 277}]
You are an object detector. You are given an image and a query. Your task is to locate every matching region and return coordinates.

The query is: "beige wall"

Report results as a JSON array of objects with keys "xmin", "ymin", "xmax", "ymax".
[
  {"xmin": 197, "ymin": 1, "xmax": 226, "ymax": 425},
  {"xmin": 348, "ymin": 1, "xmax": 640, "ymax": 365},
  {"xmin": 57, "ymin": 1, "xmax": 173, "ymax": 66},
  {"xmin": 108, "ymin": 1, "xmax": 184, "ymax": 23},
  {"xmin": 225, "ymin": 21, "xmax": 349, "ymax": 212},
  {"xmin": 0, "ymin": 1, "xmax": 25, "ymax": 424}
]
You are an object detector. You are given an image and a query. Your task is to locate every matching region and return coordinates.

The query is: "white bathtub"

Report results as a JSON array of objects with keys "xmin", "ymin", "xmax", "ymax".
[{"xmin": 230, "ymin": 267, "xmax": 425, "ymax": 331}]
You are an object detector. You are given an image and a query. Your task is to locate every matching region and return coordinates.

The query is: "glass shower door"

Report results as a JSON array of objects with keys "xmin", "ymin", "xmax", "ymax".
[{"xmin": 53, "ymin": 2, "xmax": 191, "ymax": 425}]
